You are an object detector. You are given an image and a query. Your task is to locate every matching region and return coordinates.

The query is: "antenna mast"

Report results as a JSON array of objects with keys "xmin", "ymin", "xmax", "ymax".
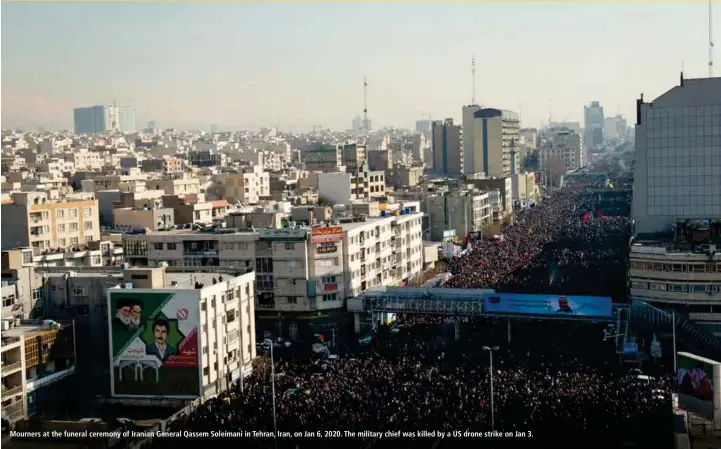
[
  {"xmin": 472, "ymin": 55, "xmax": 476, "ymax": 105},
  {"xmin": 363, "ymin": 74, "xmax": 368, "ymax": 133},
  {"xmin": 710, "ymin": 0, "xmax": 715, "ymax": 78},
  {"xmin": 548, "ymin": 99, "xmax": 553, "ymax": 126}
]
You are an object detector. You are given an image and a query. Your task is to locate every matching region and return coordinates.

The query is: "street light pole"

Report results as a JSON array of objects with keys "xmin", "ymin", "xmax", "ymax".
[
  {"xmin": 264, "ymin": 339, "xmax": 278, "ymax": 449},
  {"xmin": 672, "ymin": 310, "xmax": 677, "ymax": 373},
  {"xmin": 483, "ymin": 346, "xmax": 499, "ymax": 431}
]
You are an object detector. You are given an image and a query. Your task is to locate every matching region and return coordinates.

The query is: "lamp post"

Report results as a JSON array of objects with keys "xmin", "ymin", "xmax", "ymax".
[
  {"xmin": 483, "ymin": 346, "xmax": 499, "ymax": 431},
  {"xmin": 264, "ymin": 339, "xmax": 278, "ymax": 449}
]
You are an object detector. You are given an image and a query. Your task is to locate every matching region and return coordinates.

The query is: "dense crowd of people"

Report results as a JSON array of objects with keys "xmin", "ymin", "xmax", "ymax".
[{"xmin": 149, "ymin": 187, "xmax": 675, "ymax": 449}]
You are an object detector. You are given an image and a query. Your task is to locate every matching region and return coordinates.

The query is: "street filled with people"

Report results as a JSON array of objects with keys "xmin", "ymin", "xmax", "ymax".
[{"xmin": 151, "ymin": 186, "xmax": 675, "ymax": 449}]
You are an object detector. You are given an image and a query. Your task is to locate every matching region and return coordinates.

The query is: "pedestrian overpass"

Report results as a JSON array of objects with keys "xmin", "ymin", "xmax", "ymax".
[
  {"xmin": 348, "ymin": 287, "xmax": 721, "ymax": 362},
  {"xmin": 347, "ymin": 286, "xmax": 626, "ymax": 323}
]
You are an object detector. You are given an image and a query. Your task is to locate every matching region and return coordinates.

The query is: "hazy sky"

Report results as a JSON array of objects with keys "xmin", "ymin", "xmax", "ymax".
[{"xmin": 2, "ymin": 2, "xmax": 718, "ymax": 132}]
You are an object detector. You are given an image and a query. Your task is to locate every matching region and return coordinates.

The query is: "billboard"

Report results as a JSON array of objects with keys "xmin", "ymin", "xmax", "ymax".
[
  {"xmin": 108, "ymin": 290, "xmax": 200, "ymax": 398},
  {"xmin": 678, "ymin": 354, "xmax": 715, "ymax": 403},
  {"xmin": 482, "ymin": 293, "xmax": 613, "ymax": 318},
  {"xmin": 311, "ymin": 226, "xmax": 343, "ymax": 244}
]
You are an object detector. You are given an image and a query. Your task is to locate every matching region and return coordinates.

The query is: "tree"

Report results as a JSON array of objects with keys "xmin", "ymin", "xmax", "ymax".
[
  {"xmin": 544, "ymin": 155, "xmax": 566, "ymax": 187},
  {"xmin": 318, "ymin": 195, "xmax": 336, "ymax": 207},
  {"xmin": 522, "ymin": 151, "xmax": 539, "ymax": 171}
]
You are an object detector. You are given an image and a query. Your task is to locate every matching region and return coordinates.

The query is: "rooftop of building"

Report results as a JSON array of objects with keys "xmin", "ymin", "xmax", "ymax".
[
  {"xmin": 650, "ymin": 75, "xmax": 721, "ymax": 107},
  {"xmin": 632, "ymin": 228, "xmax": 721, "ymax": 254},
  {"xmin": 1, "ymin": 319, "xmax": 71, "ymax": 344},
  {"xmin": 37, "ymin": 266, "xmax": 253, "ymax": 283}
]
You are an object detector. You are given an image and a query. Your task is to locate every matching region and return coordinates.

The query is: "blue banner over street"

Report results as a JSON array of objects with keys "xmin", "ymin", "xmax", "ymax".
[{"xmin": 482, "ymin": 293, "xmax": 613, "ymax": 318}]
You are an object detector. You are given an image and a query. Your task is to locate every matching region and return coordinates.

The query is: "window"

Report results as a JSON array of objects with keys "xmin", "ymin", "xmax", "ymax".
[
  {"xmin": 85, "ymin": 236, "xmax": 93, "ymax": 243},
  {"xmin": 203, "ymin": 367, "xmax": 209, "ymax": 376},
  {"xmin": 92, "ymin": 256, "xmax": 101, "ymax": 265},
  {"xmin": 57, "ymin": 224, "xmax": 66, "ymax": 233},
  {"xmin": 3, "ymin": 295, "xmax": 15, "ymax": 307},
  {"xmin": 69, "ymin": 237, "xmax": 79, "ymax": 245},
  {"xmin": 154, "ymin": 243, "xmax": 164, "ymax": 250},
  {"xmin": 69, "ymin": 208, "xmax": 78, "ymax": 218},
  {"xmin": 201, "ymin": 301, "xmax": 207, "ymax": 311},
  {"xmin": 287, "ymin": 296, "xmax": 298, "ymax": 304},
  {"xmin": 285, "ymin": 243, "xmax": 295, "ymax": 250},
  {"xmin": 167, "ymin": 243, "xmax": 177, "ymax": 250},
  {"xmin": 238, "ymin": 243, "xmax": 248, "ymax": 250},
  {"xmin": 42, "ymin": 211, "xmax": 49, "ymax": 220},
  {"xmin": 285, "ymin": 260, "xmax": 298, "ymax": 269},
  {"xmin": 321, "ymin": 276, "xmax": 337, "ymax": 284},
  {"xmin": 42, "ymin": 225, "xmax": 50, "ymax": 233},
  {"xmin": 56, "ymin": 209, "xmax": 65, "ymax": 218},
  {"xmin": 69, "ymin": 223, "xmax": 78, "ymax": 232},
  {"xmin": 22, "ymin": 252, "xmax": 33, "ymax": 264},
  {"xmin": 72, "ymin": 287, "xmax": 88, "ymax": 296},
  {"xmin": 84, "ymin": 221, "xmax": 93, "ymax": 230},
  {"xmin": 203, "ymin": 346, "xmax": 208, "ymax": 355},
  {"xmin": 83, "ymin": 207, "xmax": 92, "ymax": 217},
  {"xmin": 322, "ymin": 293, "xmax": 338, "ymax": 302}
]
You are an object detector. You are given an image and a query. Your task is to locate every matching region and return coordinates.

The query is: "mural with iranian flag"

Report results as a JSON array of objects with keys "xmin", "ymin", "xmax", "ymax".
[{"xmin": 108, "ymin": 290, "xmax": 200, "ymax": 398}]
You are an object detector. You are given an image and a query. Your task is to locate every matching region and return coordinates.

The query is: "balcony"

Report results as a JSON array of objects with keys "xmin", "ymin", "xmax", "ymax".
[
  {"xmin": 184, "ymin": 250, "xmax": 219, "ymax": 257},
  {"xmin": 2, "ymin": 385, "xmax": 23, "ymax": 397},
  {"xmin": 2, "ymin": 401, "xmax": 24, "ymax": 420},
  {"xmin": 1, "ymin": 336, "xmax": 21, "ymax": 347},
  {"xmin": 1, "ymin": 361, "xmax": 22, "ymax": 374}
]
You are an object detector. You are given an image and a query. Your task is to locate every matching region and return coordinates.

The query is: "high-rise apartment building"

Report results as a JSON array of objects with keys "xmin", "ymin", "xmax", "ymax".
[
  {"xmin": 584, "ymin": 101, "xmax": 605, "ymax": 150},
  {"xmin": 73, "ymin": 105, "xmax": 136, "ymax": 134},
  {"xmin": 539, "ymin": 127, "xmax": 584, "ymax": 173},
  {"xmin": 462, "ymin": 105, "xmax": 482, "ymax": 175},
  {"xmin": 627, "ymin": 76, "xmax": 721, "ymax": 332},
  {"xmin": 471, "ymin": 108, "xmax": 520, "ymax": 177},
  {"xmin": 632, "ymin": 76, "xmax": 721, "ymax": 234},
  {"xmin": 604, "ymin": 114, "xmax": 628, "ymax": 143},
  {"xmin": 431, "ymin": 119, "xmax": 463, "ymax": 176},
  {"xmin": 415, "ymin": 120, "xmax": 431, "ymax": 134}
]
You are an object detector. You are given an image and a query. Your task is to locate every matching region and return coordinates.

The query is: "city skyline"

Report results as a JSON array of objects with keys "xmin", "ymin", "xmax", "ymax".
[{"xmin": 2, "ymin": 2, "xmax": 718, "ymax": 131}]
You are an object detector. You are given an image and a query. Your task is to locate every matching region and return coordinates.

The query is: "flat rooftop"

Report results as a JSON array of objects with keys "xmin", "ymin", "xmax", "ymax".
[
  {"xmin": 38, "ymin": 268, "xmax": 252, "ymax": 289},
  {"xmin": 632, "ymin": 232, "xmax": 720, "ymax": 254},
  {"xmin": 166, "ymin": 271, "xmax": 246, "ymax": 289},
  {"xmin": 1, "ymin": 321, "xmax": 69, "ymax": 339}
]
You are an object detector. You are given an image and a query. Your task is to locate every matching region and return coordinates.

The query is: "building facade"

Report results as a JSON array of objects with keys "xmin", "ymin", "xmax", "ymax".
[
  {"xmin": 539, "ymin": 126, "xmax": 584, "ymax": 173},
  {"xmin": 462, "ymin": 105, "xmax": 482, "ymax": 175},
  {"xmin": 1, "ymin": 192, "xmax": 101, "ymax": 255},
  {"xmin": 632, "ymin": 77, "xmax": 721, "ymax": 234},
  {"xmin": 431, "ymin": 118, "xmax": 463, "ymax": 176},
  {"xmin": 73, "ymin": 105, "xmax": 135, "ymax": 134},
  {"xmin": 426, "ymin": 192, "xmax": 492, "ymax": 241},
  {"xmin": 471, "ymin": 108, "xmax": 520, "ymax": 177},
  {"xmin": 584, "ymin": 101, "xmax": 605, "ymax": 150}
]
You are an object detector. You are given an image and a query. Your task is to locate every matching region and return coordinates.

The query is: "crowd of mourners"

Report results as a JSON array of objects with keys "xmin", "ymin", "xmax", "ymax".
[{"xmin": 149, "ymin": 186, "xmax": 676, "ymax": 449}]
